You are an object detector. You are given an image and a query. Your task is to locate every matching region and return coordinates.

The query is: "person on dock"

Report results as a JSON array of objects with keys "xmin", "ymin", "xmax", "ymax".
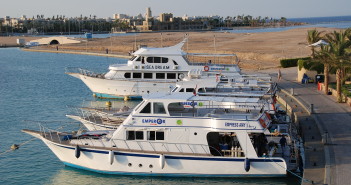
[{"xmin": 279, "ymin": 135, "xmax": 287, "ymax": 157}]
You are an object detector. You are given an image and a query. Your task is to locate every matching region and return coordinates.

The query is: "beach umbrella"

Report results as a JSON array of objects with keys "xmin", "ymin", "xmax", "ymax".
[{"xmin": 308, "ymin": 40, "xmax": 329, "ymax": 47}]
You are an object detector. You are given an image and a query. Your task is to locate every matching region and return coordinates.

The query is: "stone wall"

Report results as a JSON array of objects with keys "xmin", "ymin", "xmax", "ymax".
[{"xmin": 297, "ymin": 66, "xmax": 336, "ymax": 83}]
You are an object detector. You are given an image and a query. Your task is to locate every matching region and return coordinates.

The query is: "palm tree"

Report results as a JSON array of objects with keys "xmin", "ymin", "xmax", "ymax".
[
  {"xmin": 324, "ymin": 30, "xmax": 351, "ymax": 102},
  {"xmin": 307, "ymin": 29, "xmax": 323, "ymax": 58},
  {"xmin": 313, "ymin": 45, "xmax": 332, "ymax": 95}
]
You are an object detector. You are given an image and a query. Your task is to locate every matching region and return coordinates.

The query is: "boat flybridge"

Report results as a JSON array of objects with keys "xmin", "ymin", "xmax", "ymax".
[
  {"xmin": 172, "ymin": 76, "xmax": 278, "ymax": 113},
  {"xmin": 23, "ymin": 93, "xmax": 288, "ymax": 177},
  {"xmin": 173, "ymin": 75, "xmax": 275, "ymax": 96},
  {"xmin": 65, "ymin": 76, "xmax": 278, "ymax": 131},
  {"xmin": 65, "ymin": 39, "xmax": 241, "ymax": 100}
]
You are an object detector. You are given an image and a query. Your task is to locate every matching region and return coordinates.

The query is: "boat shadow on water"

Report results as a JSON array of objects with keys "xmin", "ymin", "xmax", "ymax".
[{"xmin": 48, "ymin": 166, "xmax": 300, "ymax": 185}]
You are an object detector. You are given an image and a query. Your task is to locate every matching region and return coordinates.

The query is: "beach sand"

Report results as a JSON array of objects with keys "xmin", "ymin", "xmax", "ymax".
[
  {"xmin": 0, "ymin": 27, "xmax": 339, "ymax": 70},
  {"xmin": 0, "ymin": 36, "xmax": 42, "ymax": 46}
]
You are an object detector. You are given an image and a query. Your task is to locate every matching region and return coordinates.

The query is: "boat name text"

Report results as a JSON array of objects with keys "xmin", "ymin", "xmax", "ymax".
[
  {"xmin": 142, "ymin": 118, "xmax": 165, "ymax": 125},
  {"xmin": 145, "ymin": 65, "xmax": 170, "ymax": 70},
  {"xmin": 225, "ymin": 122, "xmax": 246, "ymax": 127}
]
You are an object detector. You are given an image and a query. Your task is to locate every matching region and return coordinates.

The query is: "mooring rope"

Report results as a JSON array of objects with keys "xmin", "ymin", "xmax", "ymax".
[
  {"xmin": 0, "ymin": 137, "xmax": 37, "ymax": 156},
  {"xmin": 267, "ymin": 156, "xmax": 314, "ymax": 184}
]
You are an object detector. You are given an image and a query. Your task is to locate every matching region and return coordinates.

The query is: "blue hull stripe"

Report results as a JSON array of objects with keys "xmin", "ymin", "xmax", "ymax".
[
  {"xmin": 52, "ymin": 142, "xmax": 284, "ymax": 163},
  {"xmin": 94, "ymin": 92, "xmax": 142, "ymax": 100},
  {"xmin": 63, "ymin": 162, "xmax": 285, "ymax": 177}
]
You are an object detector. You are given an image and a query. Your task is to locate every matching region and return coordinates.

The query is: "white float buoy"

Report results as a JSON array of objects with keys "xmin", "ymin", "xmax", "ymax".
[
  {"xmin": 75, "ymin": 145, "xmax": 81, "ymax": 159},
  {"xmin": 159, "ymin": 154, "xmax": 165, "ymax": 169},
  {"xmin": 109, "ymin": 150, "xmax": 114, "ymax": 165}
]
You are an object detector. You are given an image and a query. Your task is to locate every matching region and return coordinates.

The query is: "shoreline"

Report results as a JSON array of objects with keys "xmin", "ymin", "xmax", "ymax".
[
  {"xmin": 21, "ymin": 48, "xmax": 130, "ymax": 59},
  {"xmin": 2, "ymin": 27, "xmax": 343, "ymax": 70}
]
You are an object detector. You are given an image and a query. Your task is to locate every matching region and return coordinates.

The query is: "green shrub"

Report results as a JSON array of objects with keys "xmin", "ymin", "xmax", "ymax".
[
  {"xmin": 328, "ymin": 83, "xmax": 351, "ymax": 97},
  {"xmin": 280, "ymin": 57, "xmax": 310, "ymax": 68},
  {"xmin": 298, "ymin": 58, "xmax": 324, "ymax": 73}
]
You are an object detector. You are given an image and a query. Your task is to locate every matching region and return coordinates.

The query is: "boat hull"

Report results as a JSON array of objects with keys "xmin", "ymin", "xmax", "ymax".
[
  {"xmin": 72, "ymin": 74, "xmax": 176, "ymax": 99},
  {"xmin": 42, "ymin": 139, "xmax": 286, "ymax": 177}
]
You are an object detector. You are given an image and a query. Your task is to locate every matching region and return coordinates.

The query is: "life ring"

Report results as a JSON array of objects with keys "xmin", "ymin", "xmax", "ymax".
[
  {"xmin": 178, "ymin": 73, "xmax": 185, "ymax": 79},
  {"xmin": 204, "ymin": 66, "xmax": 209, "ymax": 71}
]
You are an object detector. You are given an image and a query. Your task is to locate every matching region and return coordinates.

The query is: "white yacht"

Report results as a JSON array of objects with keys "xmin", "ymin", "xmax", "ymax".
[
  {"xmin": 66, "ymin": 76, "xmax": 278, "ymax": 131},
  {"xmin": 23, "ymin": 93, "xmax": 289, "ymax": 177},
  {"xmin": 66, "ymin": 40, "xmax": 241, "ymax": 100}
]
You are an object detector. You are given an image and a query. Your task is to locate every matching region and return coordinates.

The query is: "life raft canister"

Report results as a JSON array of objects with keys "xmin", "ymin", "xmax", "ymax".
[{"xmin": 204, "ymin": 66, "xmax": 209, "ymax": 71}]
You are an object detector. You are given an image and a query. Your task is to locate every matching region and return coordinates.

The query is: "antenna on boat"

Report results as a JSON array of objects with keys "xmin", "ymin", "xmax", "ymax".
[{"xmin": 184, "ymin": 33, "xmax": 189, "ymax": 52}]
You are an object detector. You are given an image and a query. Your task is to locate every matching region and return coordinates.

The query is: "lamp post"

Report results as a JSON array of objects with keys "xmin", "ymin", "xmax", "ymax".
[
  {"xmin": 110, "ymin": 30, "xmax": 113, "ymax": 54},
  {"xmin": 82, "ymin": 40, "xmax": 87, "ymax": 53},
  {"xmin": 161, "ymin": 32, "xmax": 163, "ymax": 47}
]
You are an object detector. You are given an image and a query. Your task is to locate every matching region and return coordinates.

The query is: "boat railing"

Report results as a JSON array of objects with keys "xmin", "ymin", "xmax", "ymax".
[
  {"xmin": 169, "ymin": 104, "xmax": 264, "ymax": 119},
  {"xmin": 186, "ymin": 53, "xmax": 239, "ymax": 66},
  {"xmin": 67, "ymin": 106, "xmax": 125, "ymax": 129},
  {"xmin": 65, "ymin": 67, "xmax": 105, "ymax": 78},
  {"xmin": 37, "ymin": 122, "xmax": 76, "ymax": 144},
  {"xmin": 107, "ymin": 139, "xmax": 221, "ymax": 156},
  {"xmin": 35, "ymin": 123, "xmax": 223, "ymax": 156},
  {"xmin": 71, "ymin": 137, "xmax": 221, "ymax": 156}
]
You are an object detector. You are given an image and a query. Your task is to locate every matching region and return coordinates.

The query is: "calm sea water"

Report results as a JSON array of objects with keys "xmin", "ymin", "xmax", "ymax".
[
  {"xmin": 0, "ymin": 48, "xmax": 300, "ymax": 184},
  {"xmin": 223, "ymin": 15, "xmax": 351, "ymax": 33}
]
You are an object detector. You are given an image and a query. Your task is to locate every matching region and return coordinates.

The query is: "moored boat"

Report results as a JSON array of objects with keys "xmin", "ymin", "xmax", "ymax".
[
  {"xmin": 23, "ymin": 93, "xmax": 288, "ymax": 177},
  {"xmin": 65, "ymin": 39, "xmax": 241, "ymax": 99}
]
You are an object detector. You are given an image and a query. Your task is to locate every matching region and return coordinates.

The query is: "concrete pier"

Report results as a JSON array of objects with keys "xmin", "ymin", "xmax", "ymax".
[{"xmin": 256, "ymin": 67, "xmax": 351, "ymax": 185}]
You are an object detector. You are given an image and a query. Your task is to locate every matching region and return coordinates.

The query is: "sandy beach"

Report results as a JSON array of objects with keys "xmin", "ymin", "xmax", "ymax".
[{"xmin": 0, "ymin": 27, "xmax": 340, "ymax": 70}]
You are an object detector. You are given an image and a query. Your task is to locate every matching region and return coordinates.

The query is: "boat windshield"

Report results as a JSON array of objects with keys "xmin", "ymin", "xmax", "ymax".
[{"xmin": 167, "ymin": 101, "xmax": 259, "ymax": 119}]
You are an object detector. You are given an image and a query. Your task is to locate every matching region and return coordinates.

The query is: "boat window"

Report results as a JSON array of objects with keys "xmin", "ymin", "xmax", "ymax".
[
  {"xmin": 171, "ymin": 87, "xmax": 178, "ymax": 92},
  {"xmin": 173, "ymin": 60, "xmax": 178, "ymax": 65},
  {"xmin": 179, "ymin": 88, "xmax": 184, "ymax": 92},
  {"xmin": 186, "ymin": 88, "xmax": 194, "ymax": 93},
  {"xmin": 206, "ymin": 132, "xmax": 246, "ymax": 157},
  {"xmin": 162, "ymin": 58, "xmax": 169, "ymax": 63},
  {"xmin": 147, "ymin": 131, "xmax": 156, "ymax": 140},
  {"xmin": 140, "ymin": 102, "xmax": 151, "ymax": 113},
  {"xmin": 167, "ymin": 73, "xmax": 176, "ymax": 79},
  {"xmin": 168, "ymin": 102, "xmax": 185, "ymax": 112},
  {"xmin": 154, "ymin": 57, "xmax": 161, "ymax": 63},
  {"xmin": 126, "ymin": 131, "xmax": 144, "ymax": 140},
  {"xmin": 146, "ymin": 57, "xmax": 153, "ymax": 63},
  {"xmin": 133, "ymin": 73, "xmax": 142, "ymax": 78},
  {"xmin": 198, "ymin": 88, "xmax": 205, "ymax": 93},
  {"xmin": 156, "ymin": 73, "xmax": 165, "ymax": 79},
  {"xmin": 147, "ymin": 131, "xmax": 164, "ymax": 140},
  {"xmin": 153, "ymin": 102, "xmax": 166, "ymax": 114},
  {"xmin": 124, "ymin": 72, "xmax": 131, "ymax": 78},
  {"xmin": 135, "ymin": 131, "xmax": 144, "ymax": 140},
  {"xmin": 135, "ymin": 56, "xmax": 141, "ymax": 61},
  {"xmin": 134, "ymin": 100, "xmax": 145, "ymax": 111},
  {"xmin": 126, "ymin": 131, "xmax": 135, "ymax": 140},
  {"xmin": 144, "ymin": 73, "xmax": 153, "ymax": 79},
  {"xmin": 156, "ymin": 131, "xmax": 164, "ymax": 140}
]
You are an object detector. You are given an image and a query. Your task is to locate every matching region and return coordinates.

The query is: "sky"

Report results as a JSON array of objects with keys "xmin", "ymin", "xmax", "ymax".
[{"xmin": 1, "ymin": 0, "xmax": 351, "ymax": 19}]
